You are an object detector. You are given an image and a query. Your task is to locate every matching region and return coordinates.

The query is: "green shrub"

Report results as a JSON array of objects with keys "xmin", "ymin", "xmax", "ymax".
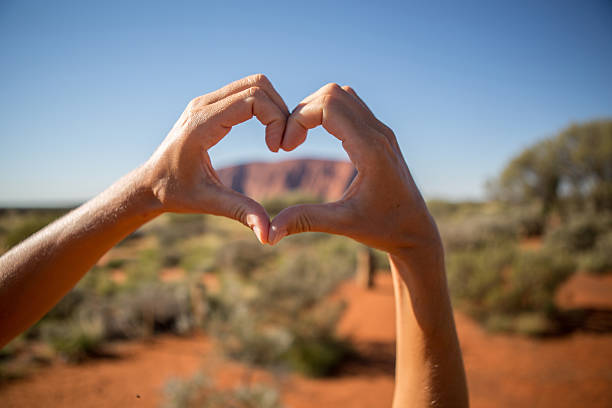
[
  {"xmin": 3, "ymin": 215, "xmax": 58, "ymax": 249},
  {"xmin": 506, "ymin": 250, "xmax": 575, "ymax": 314},
  {"xmin": 579, "ymin": 232, "xmax": 612, "ymax": 274},
  {"xmin": 284, "ymin": 334, "xmax": 351, "ymax": 377},
  {"xmin": 439, "ymin": 215, "xmax": 518, "ymax": 251},
  {"xmin": 163, "ymin": 372, "xmax": 284, "ymax": 408},
  {"xmin": 77, "ymin": 266, "xmax": 119, "ymax": 296},
  {"xmin": 447, "ymin": 242, "xmax": 575, "ymax": 335},
  {"xmin": 106, "ymin": 258, "xmax": 127, "ymax": 269},
  {"xmin": 101, "ymin": 282, "xmax": 199, "ymax": 339},
  {"xmin": 208, "ymin": 300, "xmax": 291, "ymax": 366},
  {"xmin": 484, "ymin": 312, "xmax": 555, "ymax": 336},
  {"xmin": 206, "ymin": 236, "xmax": 355, "ymax": 373},
  {"xmin": 516, "ymin": 211, "xmax": 545, "ymax": 237},
  {"xmin": 545, "ymin": 214, "xmax": 612, "ymax": 252},
  {"xmin": 40, "ymin": 320, "xmax": 104, "ymax": 362},
  {"xmin": 262, "ymin": 193, "xmax": 322, "ymax": 217},
  {"xmin": 123, "ymin": 249, "xmax": 162, "ymax": 287},
  {"xmin": 446, "ymin": 244, "xmax": 516, "ymax": 309},
  {"xmin": 157, "ymin": 214, "xmax": 208, "ymax": 246},
  {"xmin": 215, "ymin": 240, "xmax": 274, "ymax": 278}
]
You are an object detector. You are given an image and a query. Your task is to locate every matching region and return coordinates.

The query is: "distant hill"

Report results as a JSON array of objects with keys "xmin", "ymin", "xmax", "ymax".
[{"xmin": 217, "ymin": 159, "xmax": 357, "ymax": 201}]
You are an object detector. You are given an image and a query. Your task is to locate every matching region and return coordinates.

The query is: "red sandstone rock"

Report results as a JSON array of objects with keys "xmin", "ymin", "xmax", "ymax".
[{"xmin": 217, "ymin": 158, "xmax": 357, "ymax": 201}]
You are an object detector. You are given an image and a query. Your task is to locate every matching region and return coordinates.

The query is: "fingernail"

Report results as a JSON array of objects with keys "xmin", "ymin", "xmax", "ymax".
[
  {"xmin": 253, "ymin": 226, "xmax": 263, "ymax": 244},
  {"xmin": 269, "ymin": 225, "xmax": 287, "ymax": 245}
]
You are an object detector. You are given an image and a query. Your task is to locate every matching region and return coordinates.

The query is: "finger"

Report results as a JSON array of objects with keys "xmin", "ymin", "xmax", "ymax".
[
  {"xmin": 281, "ymin": 83, "xmax": 374, "ymax": 153},
  {"xmin": 200, "ymin": 74, "xmax": 289, "ymax": 117},
  {"xmin": 342, "ymin": 85, "xmax": 402, "ymax": 156},
  {"xmin": 342, "ymin": 85, "xmax": 372, "ymax": 113},
  {"xmin": 205, "ymin": 184, "xmax": 271, "ymax": 244},
  {"xmin": 283, "ymin": 93, "xmax": 386, "ymax": 171},
  {"xmin": 207, "ymin": 86, "xmax": 288, "ymax": 152},
  {"xmin": 268, "ymin": 202, "xmax": 352, "ymax": 245}
]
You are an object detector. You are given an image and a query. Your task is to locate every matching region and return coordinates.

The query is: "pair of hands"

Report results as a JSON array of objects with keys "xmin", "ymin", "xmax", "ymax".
[{"xmin": 142, "ymin": 74, "xmax": 439, "ymax": 257}]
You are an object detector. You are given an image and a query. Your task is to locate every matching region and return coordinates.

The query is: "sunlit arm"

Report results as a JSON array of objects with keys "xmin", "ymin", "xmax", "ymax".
[
  {"xmin": 390, "ymin": 245, "xmax": 468, "ymax": 407},
  {"xmin": 0, "ymin": 74, "xmax": 288, "ymax": 348},
  {"xmin": 0, "ymin": 167, "xmax": 161, "ymax": 347},
  {"xmin": 268, "ymin": 82, "xmax": 469, "ymax": 407}
]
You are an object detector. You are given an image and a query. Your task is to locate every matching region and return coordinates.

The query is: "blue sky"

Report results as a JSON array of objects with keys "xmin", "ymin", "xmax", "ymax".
[{"xmin": 1, "ymin": 0, "xmax": 611, "ymax": 205}]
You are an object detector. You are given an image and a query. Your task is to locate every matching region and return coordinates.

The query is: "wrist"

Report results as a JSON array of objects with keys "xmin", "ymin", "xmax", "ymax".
[{"xmin": 115, "ymin": 164, "xmax": 165, "ymax": 220}]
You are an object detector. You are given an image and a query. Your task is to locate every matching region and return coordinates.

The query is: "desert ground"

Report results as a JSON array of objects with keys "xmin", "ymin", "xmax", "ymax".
[{"xmin": 2, "ymin": 272, "xmax": 611, "ymax": 408}]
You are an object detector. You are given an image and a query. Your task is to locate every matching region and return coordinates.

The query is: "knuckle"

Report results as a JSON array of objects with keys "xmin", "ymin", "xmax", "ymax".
[
  {"xmin": 250, "ymin": 73, "xmax": 270, "ymax": 87},
  {"xmin": 293, "ymin": 210, "xmax": 313, "ymax": 234},
  {"xmin": 246, "ymin": 86, "xmax": 264, "ymax": 98},
  {"xmin": 342, "ymin": 85, "xmax": 355, "ymax": 93},
  {"xmin": 188, "ymin": 96, "xmax": 202, "ymax": 109},
  {"xmin": 375, "ymin": 132, "xmax": 395, "ymax": 156},
  {"xmin": 322, "ymin": 82, "xmax": 342, "ymax": 95},
  {"xmin": 230, "ymin": 203, "xmax": 248, "ymax": 225},
  {"xmin": 320, "ymin": 93, "xmax": 341, "ymax": 109}
]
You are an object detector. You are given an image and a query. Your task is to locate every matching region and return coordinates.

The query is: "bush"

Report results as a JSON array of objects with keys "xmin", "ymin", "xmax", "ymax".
[
  {"xmin": 77, "ymin": 266, "xmax": 119, "ymax": 297},
  {"xmin": 262, "ymin": 193, "xmax": 322, "ymax": 217},
  {"xmin": 215, "ymin": 240, "xmax": 274, "ymax": 278},
  {"xmin": 506, "ymin": 250, "xmax": 575, "ymax": 314},
  {"xmin": 447, "ymin": 243, "xmax": 576, "ymax": 335},
  {"xmin": 484, "ymin": 312, "xmax": 555, "ymax": 336},
  {"xmin": 439, "ymin": 214, "xmax": 518, "ymax": 252},
  {"xmin": 578, "ymin": 232, "xmax": 612, "ymax": 274},
  {"xmin": 40, "ymin": 320, "xmax": 104, "ymax": 362},
  {"xmin": 101, "ymin": 282, "xmax": 200, "ymax": 339},
  {"xmin": 206, "ymin": 236, "xmax": 356, "ymax": 373},
  {"xmin": 545, "ymin": 214, "xmax": 612, "ymax": 252},
  {"xmin": 32, "ymin": 280, "xmax": 206, "ymax": 358},
  {"xmin": 163, "ymin": 372, "xmax": 284, "ymax": 408},
  {"xmin": 446, "ymin": 244, "xmax": 516, "ymax": 309},
  {"xmin": 516, "ymin": 211, "xmax": 545, "ymax": 237},
  {"xmin": 3, "ymin": 214, "xmax": 58, "ymax": 249},
  {"xmin": 208, "ymin": 300, "xmax": 291, "ymax": 367},
  {"xmin": 284, "ymin": 334, "xmax": 351, "ymax": 377}
]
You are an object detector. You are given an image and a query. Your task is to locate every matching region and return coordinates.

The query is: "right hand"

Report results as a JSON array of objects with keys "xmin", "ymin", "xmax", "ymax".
[
  {"xmin": 141, "ymin": 74, "xmax": 289, "ymax": 243},
  {"xmin": 269, "ymin": 83, "xmax": 441, "ymax": 257}
]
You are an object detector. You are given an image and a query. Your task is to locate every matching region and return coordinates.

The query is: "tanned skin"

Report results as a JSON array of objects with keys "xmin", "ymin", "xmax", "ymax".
[{"xmin": 0, "ymin": 75, "xmax": 468, "ymax": 407}]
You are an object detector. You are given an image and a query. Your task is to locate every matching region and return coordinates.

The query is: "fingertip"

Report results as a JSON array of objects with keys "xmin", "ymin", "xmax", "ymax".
[
  {"xmin": 246, "ymin": 213, "xmax": 270, "ymax": 244},
  {"xmin": 281, "ymin": 117, "xmax": 307, "ymax": 151},
  {"xmin": 268, "ymin": 224, "xmax": 287, "ymax": 245},
  {"xmin": 265, "ymin": 120, "xmax": 286, "ymax": 153},
  {"xmin": 265, "ymin": 135, "xmax": 280, "ymax": 153},
  {"xmin": 252, "ymin": 225, "xmax": 265, "ymax": 244}
]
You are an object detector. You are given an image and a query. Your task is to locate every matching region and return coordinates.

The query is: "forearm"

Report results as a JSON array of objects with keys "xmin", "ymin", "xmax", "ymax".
[
  {"xmin": 0, "ymin": 165, "xmax": 161, "ymax": 347},
  {"xmin": 390, "ymin": 244, "xmax": 468, "ymax": 408}
]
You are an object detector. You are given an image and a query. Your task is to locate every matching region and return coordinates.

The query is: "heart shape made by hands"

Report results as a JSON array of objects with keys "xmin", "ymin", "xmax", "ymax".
[{"xmin": 152, "ymin": 75, "xmax": 427, "ymax": 256}]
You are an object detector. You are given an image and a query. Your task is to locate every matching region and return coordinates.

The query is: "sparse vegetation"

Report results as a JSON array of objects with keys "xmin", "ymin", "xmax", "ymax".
[
  {"xmin": 2, "ymin": 118, "xmax": 611, "ymax": 388},
  {"xmin": 1, "ymin": 199, "xmax": 358, "ymax": 381},
  {"xmin": 163, "ymin": 372, "xmax": 284, "ymax": 408}
]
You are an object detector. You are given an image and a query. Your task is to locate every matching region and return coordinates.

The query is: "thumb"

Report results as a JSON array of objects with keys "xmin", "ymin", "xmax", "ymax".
[
  {"xmin": 269, "ymin": 202, "xmax": 351, "ymax": 245},
  {"xmin": 208, "ymin": 186, "xmax": 271, "ymax": 244}
]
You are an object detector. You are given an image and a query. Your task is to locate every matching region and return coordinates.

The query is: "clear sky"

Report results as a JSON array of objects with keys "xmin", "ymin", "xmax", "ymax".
[{"xmin": 1, "ymin": 0, "xmax": 611, "ymax": 206}]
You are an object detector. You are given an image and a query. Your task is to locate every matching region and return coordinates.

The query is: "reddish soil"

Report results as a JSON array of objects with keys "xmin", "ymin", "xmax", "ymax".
[
  {"xmin": 1, "ymin": 273, "xmax": 611, "ymax": 408},
  {"xmin": 519, "ymin": 236, "xmax": 543, "ymax": 251},
  {"xmin": 556, "ymin": 273, "xmax": 612, "ymax": 310}
]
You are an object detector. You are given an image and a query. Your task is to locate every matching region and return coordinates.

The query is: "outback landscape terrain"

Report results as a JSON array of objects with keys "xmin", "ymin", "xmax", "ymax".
[{"xmin": 1, "ymin": 120, "xmax": 611, "ymax": 407}]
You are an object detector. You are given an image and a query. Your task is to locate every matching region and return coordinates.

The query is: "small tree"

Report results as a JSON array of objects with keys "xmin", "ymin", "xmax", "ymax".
[
  {"xmin": 560, "ymin": 121, "xmax": 612, "ymax": 211},
  {"xmin": 495, "ymin": 138, "xmax": 564, "ymax": 217},
  {"xmin": 490, "ymin": 119, "xmax": 612, "ymax": 222}
]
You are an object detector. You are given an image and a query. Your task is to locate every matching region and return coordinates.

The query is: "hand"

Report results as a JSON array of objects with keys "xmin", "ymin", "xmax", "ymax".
[
  {"xmin": 142, "ymin": 74, "xmax": 289, "ymax": 243},
  {"xmin": 269, "ymin": 83, "xmax": 440, "ymax": 256}
]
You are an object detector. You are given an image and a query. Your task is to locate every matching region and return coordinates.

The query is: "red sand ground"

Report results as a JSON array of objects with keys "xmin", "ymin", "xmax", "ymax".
[{"xmin": 1, "ymin": 273, "xmax": 611, "ymax": 408}]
